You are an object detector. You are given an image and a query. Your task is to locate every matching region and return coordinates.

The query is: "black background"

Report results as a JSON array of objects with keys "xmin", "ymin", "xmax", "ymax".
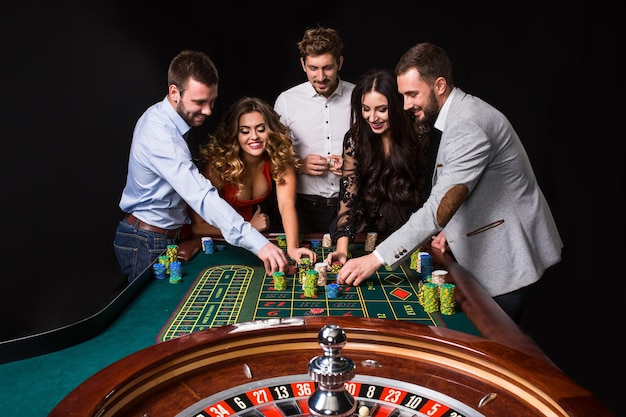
[{"xmin": 2, "ymin": 2, "xmax": 622, "ymax": 415}]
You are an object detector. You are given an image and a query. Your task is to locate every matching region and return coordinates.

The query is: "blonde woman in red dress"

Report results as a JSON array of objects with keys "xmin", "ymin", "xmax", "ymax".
[{"xmin": 190, "ymin": 97, "xmax": 316, "ymax": 264}]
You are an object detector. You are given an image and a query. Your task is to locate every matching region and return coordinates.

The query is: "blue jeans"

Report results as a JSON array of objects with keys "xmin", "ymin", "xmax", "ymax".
[{"xmin": 113, "ymin": 218, "xmax": 173, "ymax": 283}]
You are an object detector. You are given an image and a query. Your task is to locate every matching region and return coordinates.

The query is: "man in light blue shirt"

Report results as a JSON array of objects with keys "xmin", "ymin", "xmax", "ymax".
[
  {"xmin": 114, "ymin": 50, "xmax": 287, "ymax": 282},
  {"xmin": 274, "ymin": 27, "xmax": 355, "ymax": 234}
]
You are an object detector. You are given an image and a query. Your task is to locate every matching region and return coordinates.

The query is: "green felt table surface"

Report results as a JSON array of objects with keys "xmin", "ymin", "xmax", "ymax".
[{"xmin": 157, "ymin": 242, "xmax": 480, "ymax": 341}]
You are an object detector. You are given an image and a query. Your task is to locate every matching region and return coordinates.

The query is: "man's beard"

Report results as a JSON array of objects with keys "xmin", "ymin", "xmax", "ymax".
[
  {"xmin": 420, "ymin": 90, "xmax": 440, "ymax": 124},
  {"xmin": 409, "ymin": 92, "xmax": 439, "ymax": 125}
]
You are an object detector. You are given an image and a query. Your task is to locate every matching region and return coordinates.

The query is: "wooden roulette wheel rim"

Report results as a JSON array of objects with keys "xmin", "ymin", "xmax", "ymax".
[{"xmin": 49, "ymin": 316, "xmax": 609, "ymax": 417}]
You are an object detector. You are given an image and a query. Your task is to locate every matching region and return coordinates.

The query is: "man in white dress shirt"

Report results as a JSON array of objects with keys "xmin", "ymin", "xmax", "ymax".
[{"xmin": 274, "ymin": 27, "xmax": 355, "ymax": 234}]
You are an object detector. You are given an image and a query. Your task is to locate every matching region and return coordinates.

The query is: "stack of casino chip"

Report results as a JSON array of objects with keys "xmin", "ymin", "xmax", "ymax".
[
  {"xmin": 166, "ymin": 244, "xmax": 178, "ymax": 262},
  {"xmin": 298, "ymin": 258, "xmax": 312, "ymax": 285},
  {"xmin": 417, "ymin": 281, "xmax": 425, "ymax": 305},
  {"xmin": 431, "ymin": 269, "xmax": 448, "ymax": 286},
  {"xmin": 158, "ymin": 255, "xmax": 170, "ymax": 275},
  {"xmin": 201, "ymin": 237, "xmax": 214, "ymax": 254},
  {"xmin": 272, "ymin": 271, "xmax": 287, "ymax": 290},
  {"xmin": 364, "ymin": 232, "xmax": 377, "ymax": 252},
  {"xmin": 409, "ymin": 249, "xmax": 422, "ymax": 271},
  {"xmin": 419, "ymin": 252, "xmax": 433, "ymax": 281},
  {"xmin": 326, "ymin": 262, "xmax": 342, "ymax": 281},
  {"xmin": 326, "ymin": 283, "xmax": 340, "ymax": 298},
  {"xmin": 439, "ymin": 283, "xmax": 456, "ymax": 315},
  {"xmin": 169, "ymin": 261, "xmax": 182, "ymax": 284},
  {"xmin": 303, "ymin": 270, "xmax": 318, "ymax": 297},
  {"xmin": 277, "ymin": 235, "xmax": 287, "ymax": 247},
  {"xmin": 322, "ymin": 233, "xmax": 332, "ymax": 248},
  {"xmin": 152, "ymin": 262, "xmax": 167, "ymax": 280},
  {"xmin": 298, "ymin": 267, "xmax": 306, "ymax": 285},
  {"xmin": 314, "ymin": 262, "xmax": 328, "ymax": 286},
  {"xmin": 421, "ymin": 282, "xmax": 440, "ymax": 313},
  {"xmin": 328, "ymin": 262, "xmax": 342, "ymax": 274}
]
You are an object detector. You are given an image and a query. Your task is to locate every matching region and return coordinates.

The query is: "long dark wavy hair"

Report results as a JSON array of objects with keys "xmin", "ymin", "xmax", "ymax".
[{"xmin": 345, "ymin": 68, "xmax": 430, "ymax": 233}]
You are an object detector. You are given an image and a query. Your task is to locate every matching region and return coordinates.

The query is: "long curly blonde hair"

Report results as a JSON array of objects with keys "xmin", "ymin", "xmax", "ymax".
[{"xmin": 199, "ymin": 97, "xmax": 302, "ymax": 196}]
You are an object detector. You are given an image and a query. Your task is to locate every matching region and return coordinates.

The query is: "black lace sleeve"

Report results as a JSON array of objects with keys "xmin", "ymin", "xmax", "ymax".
[{"xmin": 333, "ymin": 133, "xmax": 363, "ymax": 241}]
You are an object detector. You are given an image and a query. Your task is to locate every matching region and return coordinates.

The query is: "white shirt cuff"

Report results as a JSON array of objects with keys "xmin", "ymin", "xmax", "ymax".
[{"xmin": 372, "ymin": 249, "xmax": 386, "ymax": 265}]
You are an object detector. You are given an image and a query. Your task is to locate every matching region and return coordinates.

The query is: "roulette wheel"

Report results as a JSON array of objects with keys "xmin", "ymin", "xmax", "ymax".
[{"xmin": 49, "ymin": 316, "xmax": 610, "ymax": 416}]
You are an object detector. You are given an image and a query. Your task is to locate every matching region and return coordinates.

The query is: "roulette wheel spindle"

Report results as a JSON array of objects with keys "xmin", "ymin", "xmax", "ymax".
[{"xmin": 308, "ymin": 324, "xmax": 357, "ymax": 417}]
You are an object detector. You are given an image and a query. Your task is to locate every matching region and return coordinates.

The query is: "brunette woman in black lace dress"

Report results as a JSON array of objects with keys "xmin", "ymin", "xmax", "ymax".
[{"xmin": 326, "ymin": 68, "xmax": 434, "ymax": 266}]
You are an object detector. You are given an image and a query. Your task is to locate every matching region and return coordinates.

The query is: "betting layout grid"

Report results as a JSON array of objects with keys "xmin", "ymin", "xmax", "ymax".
[
  {"xmin": 256, "ymin": 242, "xmax": 439, "ymax": 324},
  {"xmin": 158, "ymin": 241, "xmax": 456, "ymax": 342}
]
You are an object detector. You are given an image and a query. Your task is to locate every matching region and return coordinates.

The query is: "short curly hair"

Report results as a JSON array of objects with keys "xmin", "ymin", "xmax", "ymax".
[{"xmin": 297, "ymin": 26, "xmax": 344, "ymax": 62}]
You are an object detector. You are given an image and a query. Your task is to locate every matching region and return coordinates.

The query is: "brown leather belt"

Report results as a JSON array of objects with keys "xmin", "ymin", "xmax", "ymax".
[
  {"xmin": 125, "ymin": 213, "xmax": 182, "ymax": 239},
  {"xmin": 297, "ymin": 193, "xmax": 338, "ymax": 207}
]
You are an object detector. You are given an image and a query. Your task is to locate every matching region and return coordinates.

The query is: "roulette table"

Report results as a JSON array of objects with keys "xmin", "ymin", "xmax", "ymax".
[
  {"xmin": 48, "ymin": 236, "xmax": 611, "ymax": 417},
  {"xmin": 157, "ymin": 242, "xmax": 478, "ymax": 342}
]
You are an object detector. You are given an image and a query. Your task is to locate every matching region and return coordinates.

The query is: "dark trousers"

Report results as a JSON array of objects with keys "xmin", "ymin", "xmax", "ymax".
[
  {"xmin": 493, "ymin": 284, "xmax": 533, "ymax": 324},
  {"xmin": 296, "ymin": 196, "xmax": 338, "ymax": 234}
]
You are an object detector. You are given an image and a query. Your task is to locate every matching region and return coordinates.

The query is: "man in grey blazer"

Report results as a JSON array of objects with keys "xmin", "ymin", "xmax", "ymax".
[{"xmin": 332, "ymin": 42, "xmax": 563, "ymax": 323}]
